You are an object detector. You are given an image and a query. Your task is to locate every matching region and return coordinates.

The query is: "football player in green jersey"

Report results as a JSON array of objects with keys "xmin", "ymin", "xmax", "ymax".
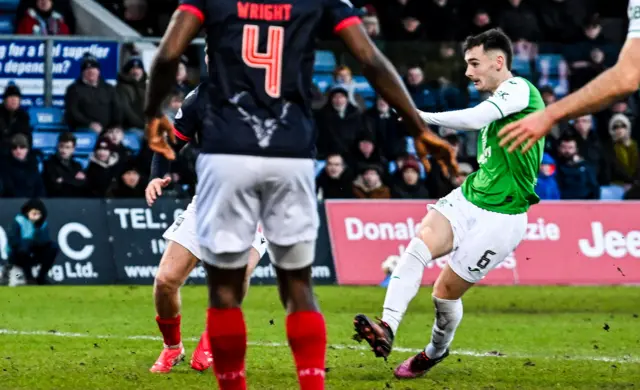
[
  {"xmin": 353, "ymin": 28, "xmax": 545, "ymax": 379},
  {"xmin": 499, "ymin": 0, "xmax": 640, "ymax": 152}
]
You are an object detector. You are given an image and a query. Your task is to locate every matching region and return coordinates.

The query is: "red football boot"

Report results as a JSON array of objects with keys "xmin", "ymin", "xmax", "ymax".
[
  {"xmin": 150, "ymin": 344, "xmax": 185, "ymax": 373},
  {"xmin": 190, "ymin": 331, "xmax": 213, "ymax": 371}
]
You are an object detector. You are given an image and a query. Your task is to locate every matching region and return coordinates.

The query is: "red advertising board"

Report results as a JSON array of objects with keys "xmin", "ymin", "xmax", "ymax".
[{"xmin": 325, "ymin": 200, "xmax": 640, "ymax": 285}]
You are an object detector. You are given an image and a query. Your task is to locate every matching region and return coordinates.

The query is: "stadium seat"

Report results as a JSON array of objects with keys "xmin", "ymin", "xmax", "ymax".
[
  {"xmin": 28, "ymin": 107, "xmax": 65, "ymax": 130},
  {"xmin": 352, "ymin": 76, "xmax": 375, "ymax": 100},
  {"xmin": 405, "ymin": 136, "xmax": 416, "ymax": 155},
  {"xmin": 0, "ymin": 14, "xmax": 14, "ymax": 34},
  {"xmin": 314, "ymin": 50, "xmax": 337, "ymax": 73},
  {"xmin": 600, "ymin": 185, "xmax": 625, "ymax": 201},
  {"xmin": 122, "ymin": 132, "xmax": 141, "ymax": 153},
  {"xmin": 467, "ymin": 82, "xmax": 480, "ymax": 106},
  {"xmin": 364, "ymin": 97, "xmax": 375, "ymax": 109},
  {"xmin": 512, "ymin": 57, "xmax": 532, "ymax": 78},
  {"xmin": 312, "ymin": 74, "xmax": 333, "ymax": 92},
  {"xmin": 0, "ymin": 0, "xmax": 19, "ymax": 10},
  {"xmin": 388, "ymin": 159, "xmax": 427, "ymax": 179},
  {"xmin": 315, "ymin": 160, "xmax": 326, "ymax": 176},
  {"xmin": 74, "ymin": 132, "xmax": 98, "ymax": 153},
  {"xmin": 536, "ymin": 54, "xmax": 564, "ymax": 77},
  {"xmin": 538, "ymin": 77, "xmax": 569, "ymax": 98},
  {"xmin": 76, "ymin": 156, "xmax": 90, "ymax": 169},
  {"xmin": 32, "ymin": 132, "xmax": 59, "ymax": 152}
]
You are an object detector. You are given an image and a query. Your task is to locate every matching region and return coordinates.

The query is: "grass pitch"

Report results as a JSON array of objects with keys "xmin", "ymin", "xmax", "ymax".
[{"xmin": 0, "ymin": 285, "xmax": 638, "ymax": 389}]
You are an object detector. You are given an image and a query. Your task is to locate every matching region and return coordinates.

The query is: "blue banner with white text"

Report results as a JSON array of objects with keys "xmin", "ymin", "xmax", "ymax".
[{"xmin": 0, "ymin": 39, "xmax": 119, "ymax": 107}]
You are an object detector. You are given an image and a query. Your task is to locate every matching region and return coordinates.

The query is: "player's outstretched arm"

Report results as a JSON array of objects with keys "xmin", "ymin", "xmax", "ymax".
[
  {"xmin": 144, "ymin": 10, "xmax": 201, "ymax": 119},
  {"xmin": 544, "ymin": 39, "xmax": 640, "ymax": 122},
  {"xmin": 336, "ymin": 24, "xmax": 426, "ymax": 138},
  {"xmin": 499, "ymin": 38, "xmax": 640, "ymax": 153},
  {"xmin": 146, "ymin": 138, "xmax": 188, "ymax": 206},
  {"xmin": 418, "ymin": 101, "xmax": 503, "ymax": 131},
  {"xmin": 143, "ymin": 8, "xmax": 201, "ymax": 160}
]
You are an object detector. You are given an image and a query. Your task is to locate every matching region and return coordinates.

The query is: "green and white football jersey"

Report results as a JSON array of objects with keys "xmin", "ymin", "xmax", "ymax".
[{"xmin": 461, "ymin": 77, "xmax": 545, "ymax": 215}]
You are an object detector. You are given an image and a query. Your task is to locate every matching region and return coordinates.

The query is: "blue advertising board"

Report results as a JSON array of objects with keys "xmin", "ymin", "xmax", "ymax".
[{"xmin": 0, "ymin": 39, "xmax": 119, "ymax": 107}]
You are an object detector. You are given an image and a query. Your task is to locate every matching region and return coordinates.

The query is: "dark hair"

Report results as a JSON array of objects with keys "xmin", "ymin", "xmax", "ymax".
[
  {"xmin": 326, "ymin": 152, "xmax": 344, "ymax": 162},
  {"xmin": 58, "ymin": 131, "xmax": 77, "ymax": 146},
  {"xmin": 539, "ymin": 85, "xmax": 555, "ymax": 96},
  {"xmin": 21, "ymin": 198, "xmax": 47, "ymax": 226},
  {"xmin": 559, "ymin": 133, "xmax": 577, "ymax": 144},
  {"xmin": 463, "ymin": 28, "xmax": 513, "ymax": 71}
]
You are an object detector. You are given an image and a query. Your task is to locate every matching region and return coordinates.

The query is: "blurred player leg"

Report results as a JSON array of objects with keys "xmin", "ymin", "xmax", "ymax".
[
  {"xmin": 260, "ymin": 157, "xmax": 325, "ymax": 390},
  {"xmin": 271, "ymin": 245, "xmax": 326, "ymax": 390},
  {"xmin": 203, "ymin": 257, "xmax": 249, "ymax": 390},
  {"xmin": 190, "ymin": 242, "xmax": 266, "ymax": 372},
  {"xmin": 196, "ymin": 154, "xmax": 262, "ymax": 390}
]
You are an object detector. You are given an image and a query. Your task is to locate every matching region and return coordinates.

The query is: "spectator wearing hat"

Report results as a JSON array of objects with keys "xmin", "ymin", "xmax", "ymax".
[
  {"xmin": 391, "ymin": 158, "xmax": 429, "ymax": 199},
  {"xmin": 104, "ymin": 126, "xmax": 135, "ymax": 169},
  {"xmin": 0, "ymin": 134, "xmax": 45, "ymax": 198},
  {"xmin": 535, "ymin": 153, "xmax": 561, "ymax": 200},
  {"xmin": 349, "ymin": 132, "xmax": 388, "ymax": 177},
  {"xmin": 361, "ymin": 6, "xmax": 382, "ymax": 39},
  {"xmin": 606, "ymin": 113, "xmax": 640, "ymax": 189},
  {"xmin": 64, "ymin": 53, "xmax": 122, "ymax": 133},
  {"xmin": 0, "ymin": 84, "xmax": 31, "ymax": 155},
  {"xmin": 16, "ymin": 0, "xmax": 70, "ymax": 36},
  {"xmin": 41, "ymin": 132, "xmax": 86, "ymax": 197},
  {"xmin": 116, "ymin": 56, "xmax": 147, "ymax": 132},
  {"xmin": 315, "ymin": 85, "xmax": 365, "ymax": 160},
  {"xmin": 352, "ymin": 164, "xmax": 391, "ymax": 199},
  {"xmin": 106, "ymin": 160, "xmax": 146, "ymax": 198},
  {"xmin": 85, "ymin": 137, "xmax": 120, "ymax": 197},
  {"xmin": 3, "ymin": 199, "xmax": 58, "ymax": 285}
]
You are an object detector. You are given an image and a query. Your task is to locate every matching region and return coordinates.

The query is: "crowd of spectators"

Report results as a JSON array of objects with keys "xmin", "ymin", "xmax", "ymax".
[{"xmin": 2, "ymin": 0, "xmax": 640, "ymax": 201}]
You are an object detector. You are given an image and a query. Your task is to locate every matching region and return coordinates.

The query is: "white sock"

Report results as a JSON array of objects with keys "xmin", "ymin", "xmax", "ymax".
[
  {"xmin": 425, "ymin": 296, "xmax": 463, "ymax": 359},
  {"xmin": 382, "ymin": 238, "xmax": 432, "ymax": 335}
]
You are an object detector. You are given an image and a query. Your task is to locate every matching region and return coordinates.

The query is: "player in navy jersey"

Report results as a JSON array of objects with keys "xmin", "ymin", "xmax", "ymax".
[
  {"xmin": 146, "ymin": 54, "xmax": 268, "ymax": 373},
  {"xmin": 143, "ymin": 1, "xmax": 455, "ymax": 389}
]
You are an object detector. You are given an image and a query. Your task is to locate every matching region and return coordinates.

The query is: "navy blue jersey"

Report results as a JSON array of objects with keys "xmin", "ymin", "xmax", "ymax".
[
  {"xmin": 178, "ymin": 0, "xmax": 360, "ymax": 158},
  {"xmin": 173, "ymin": 83, "xmax": 206, "ymax": 146}
]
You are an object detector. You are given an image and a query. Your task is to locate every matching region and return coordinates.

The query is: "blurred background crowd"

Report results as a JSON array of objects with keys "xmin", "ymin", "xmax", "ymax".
[{"xmin": 1, "ymin": 0, "xmax": 640, "ymax": 203}]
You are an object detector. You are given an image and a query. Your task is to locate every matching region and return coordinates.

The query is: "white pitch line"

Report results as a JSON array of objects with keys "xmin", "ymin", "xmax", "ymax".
[{"xmin": 0, "ymin": 329, "xmax": 637, "ymax": 364}]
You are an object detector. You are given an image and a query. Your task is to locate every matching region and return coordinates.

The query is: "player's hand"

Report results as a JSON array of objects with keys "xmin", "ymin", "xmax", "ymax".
[
  {"xmin": 414, "ymin": 131, "xmax": 459, "ymax": 177},
  {"xmin": 498, "ymin": 109, "xmax": 555, "ymax": 153},
  {"xmin": 145, "ymin": 115, "xmax": 176, "ymax": 161},
  {"xmin": 145, "ymin": 176, "xmax": 172, "ymax": 207}
]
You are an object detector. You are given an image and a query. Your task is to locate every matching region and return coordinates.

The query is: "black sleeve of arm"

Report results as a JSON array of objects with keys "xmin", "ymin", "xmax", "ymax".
[{"xmin": 150, "ymin": 139, "xmax": 187, "ymax": 180}]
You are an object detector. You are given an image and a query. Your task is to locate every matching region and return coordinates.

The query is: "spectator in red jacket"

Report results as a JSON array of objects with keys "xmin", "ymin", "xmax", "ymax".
[{"xmin": 16, "ymin": 0, "xmax": 70, "ymax": 36}]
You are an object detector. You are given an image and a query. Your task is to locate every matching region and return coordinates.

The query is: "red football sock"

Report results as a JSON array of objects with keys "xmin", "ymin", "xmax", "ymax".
[
  {"xmin": 156, "ymin": 314, "xmax": 181, "ymax": 347},
  {"xmin": 286, "ymin": 311, "xmax": 327, "ymax": 390},
  {"xmin": 207, "ymin": 308, "xmax": 247, "ymax": 390}
]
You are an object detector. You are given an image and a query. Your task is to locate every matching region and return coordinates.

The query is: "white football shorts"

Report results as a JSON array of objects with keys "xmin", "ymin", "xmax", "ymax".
[
  {"xmin": 162, "ymin": 195, "xmax": 268, "ymax": 260},
  {"xmin": 428, "ymin": 187, "xmax": 527, "ymax": 283}
]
